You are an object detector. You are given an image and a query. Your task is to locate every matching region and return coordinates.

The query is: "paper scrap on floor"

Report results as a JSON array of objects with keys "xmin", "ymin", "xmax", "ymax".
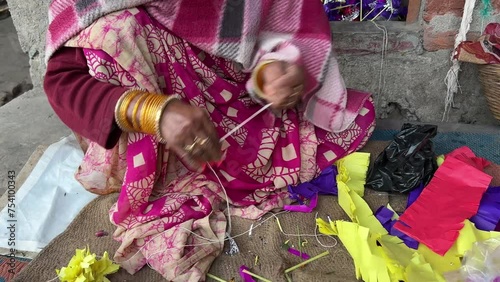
[{"xmin": 0, "ymin": 135, "xmax": 97, "ymax": 253}]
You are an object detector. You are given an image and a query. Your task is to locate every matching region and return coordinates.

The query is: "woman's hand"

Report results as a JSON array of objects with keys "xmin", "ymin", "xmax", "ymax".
[
  {"xmin": 159, "ymin": 99, "xmax": 222, "ymax": 163},
  {"xmin": 259, "ymin": 61, "xmax": 305, "ymax": 112}
]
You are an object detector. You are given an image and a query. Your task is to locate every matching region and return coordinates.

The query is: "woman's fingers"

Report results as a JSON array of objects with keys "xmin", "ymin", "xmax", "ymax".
[
  {"xmin": 268, "ymin": 64, "xmax": 304, "ymax": 90},
  {"xmin": 160, "ymin": 100, "xmax": 221, "ymax": 164},
  {"xmin": 201, "ymin": 118, "xmax": 222, "ymax": 161},
  {"xmin": 180, "ymin": 112, "xmax": 221, "ymax": 163},
  {"xmin": 261, "ymin": 63, "xmax": 305, "ymax": 111}
]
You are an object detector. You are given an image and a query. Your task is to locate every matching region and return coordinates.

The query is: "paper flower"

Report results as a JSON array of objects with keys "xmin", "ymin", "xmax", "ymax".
[{"xmin": 56, "ymin": 247, "xmax": 120, "ymax": 282}]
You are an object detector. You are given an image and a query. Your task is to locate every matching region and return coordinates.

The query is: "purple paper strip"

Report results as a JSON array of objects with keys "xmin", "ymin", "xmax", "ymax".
[
  {"xmin": 470, "ymin": 186, "xmax": 500, "ymax": 231},
  {"xmin": 284, "ymin": 194, "xmax": 318, "ymax": 213},
  {"xmin": 289, "ymin": 166, "xmax": 338, "ymax": 200},
  {"xmin": 406, "ymin": 183, "xmax": 425, "ymax": 208},
  {"xmin": 239, "ymin": 265, "xmax": 256, "ymax": 282},
  {"xmin": 375, "ymin": 206, "xmax": 419, "ymax": 249},
  {"xmin": 288, "ymin": 248, "xmax": 311, "ymax": 260}
]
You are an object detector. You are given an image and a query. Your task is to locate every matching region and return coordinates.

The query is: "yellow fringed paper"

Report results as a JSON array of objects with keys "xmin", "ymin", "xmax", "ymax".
[
  {"xmin": 335, "ymin": 152, "xmax": 388, "ymax": 234},
  {"xmin": 377, "ymin": 235, "xmax": 415, "ymax": 281},
  {"xmin": 335, "ymin": 152, "xmax": 370, "ymax": 197},
  {"xmin": 337, "ymin": 180, "xmax": 388, "ymax": 235},
  {"xmin": 316, "ymin": 217, "xmax": 338, "ymax": 236},
  {"xmin": 404, "ymin": 254, "xmax": 445, "ymax": 282},
  {"xmin": 335, "ymin": 221, "xmax": 391, "ymax": 282},
  {"xmin": 56, "ymin": 247, "xmax": 120, "ymax": 282}
]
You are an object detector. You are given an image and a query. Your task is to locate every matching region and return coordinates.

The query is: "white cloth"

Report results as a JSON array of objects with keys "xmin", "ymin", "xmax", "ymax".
[{"xmin": 0, "ymin": 135, "xmax": 97, "ymax": 252}]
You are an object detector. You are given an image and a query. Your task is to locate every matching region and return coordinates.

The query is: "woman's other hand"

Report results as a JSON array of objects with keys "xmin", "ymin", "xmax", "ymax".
[
  {"xmin": 159, "ymin": 99, "xmax": 222, "ymax": 163},
  {"xmin": 259, "ymin": 61, "xmax": 305, "ymax": 112}
]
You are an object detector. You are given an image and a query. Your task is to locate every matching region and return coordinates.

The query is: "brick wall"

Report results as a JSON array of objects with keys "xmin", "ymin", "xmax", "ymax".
[{"xmin": 423, "ymin": 0, "xmax": 500, "ymax": 51}]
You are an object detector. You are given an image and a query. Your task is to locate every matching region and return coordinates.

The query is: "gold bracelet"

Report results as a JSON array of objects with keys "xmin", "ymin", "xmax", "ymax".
[
  {"xmin": 116, "ymin": 90, "xmax": 178, "ymax": 144},
  {"xmin": 252, "ymin": 60, "xmax": 277, "ymax": 99},
  {"xmin": 155, "ymin": 95, "xmax": 179, "ymax": 144},
  {"xmin": 114, "ymin": 89, "xmax": 143, "ymax": 132},
  {"xmin": 131, "ymin": 93, "xmax": 148, "ymax": 130},
  {"xmin": 140, "ymin": 94, "xmax": 164, "ymax": 134}
]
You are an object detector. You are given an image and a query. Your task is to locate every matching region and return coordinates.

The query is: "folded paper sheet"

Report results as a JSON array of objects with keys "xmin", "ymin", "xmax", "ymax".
[{"xmin": 394, "ymin": 151, "xmax": 492, "ymax": 255}]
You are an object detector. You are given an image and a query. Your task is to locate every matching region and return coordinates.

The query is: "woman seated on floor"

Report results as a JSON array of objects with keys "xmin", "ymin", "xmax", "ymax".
[{"xmin": 43, "ymin": 0, "xmax": 375, "ymax": 280}]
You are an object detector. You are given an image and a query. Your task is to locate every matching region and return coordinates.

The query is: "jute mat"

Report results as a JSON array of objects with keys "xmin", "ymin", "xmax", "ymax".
[{"xmin": 12, "ymin": 141, "xmax": 500, "ymax": 282}]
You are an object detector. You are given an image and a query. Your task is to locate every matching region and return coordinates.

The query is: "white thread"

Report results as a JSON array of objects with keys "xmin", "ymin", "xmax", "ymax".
[
  {"xmin": 443, "ymin": 0, "xmax": 477, "ymax": 121},
  {"xmin": 220, "ymin": 103, "xmax": 273, "ymax": 142},
  {"xmin": 371, "ymin": 21, "xmax": 388, "ymax": 108},
  {"xmin": 207, "ymin": 163, "xmax": 233, "ymax": 235},
  {"xmin": 143, "ymin": 211, "xmax": 339, "ymax": 262}
]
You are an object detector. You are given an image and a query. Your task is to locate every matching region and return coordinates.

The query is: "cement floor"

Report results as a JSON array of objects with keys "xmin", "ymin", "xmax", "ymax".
[{"xmin": 0, "ymin": 15, "xmax": 32, "ymax": 106}]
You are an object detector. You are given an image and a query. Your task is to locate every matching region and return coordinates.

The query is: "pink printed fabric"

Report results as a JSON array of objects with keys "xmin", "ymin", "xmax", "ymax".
[
  {"xmin": 46, "ymin": 0, "xmax": 370, "ymax": 133},
  {"xmin": 64, "ymin": 8, "xmax": 375, "ymax": 281}
]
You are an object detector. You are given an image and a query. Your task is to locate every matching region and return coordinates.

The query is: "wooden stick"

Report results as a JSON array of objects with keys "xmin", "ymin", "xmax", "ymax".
[
  {"xmin": 370, "ymin": 6, "xmax": 388, "ymax": 21},
  {"xmin": 285, "ymin": 273, "xmax": 292, "ymax": 282},
  {"xmin": 330, "ymin": 4, "xmax": 356, "ymax": 11},
  {"xmin": 284, "ymin": 251, "xmax": 330, "ymax": 274},
  {"xmin": 207, "ymin": 273, "xmax": 227, "ymax": 282},
  {"xmin": 242, "ymin": 269, "xmax": 272, "ymax": 282},
  {"xmin": 360, "ymin": 0, "xmax": 363, "ymax": 21},
  {"xmin": 361, "ymin": 7, "xmax": 376, "ymax": 21}
]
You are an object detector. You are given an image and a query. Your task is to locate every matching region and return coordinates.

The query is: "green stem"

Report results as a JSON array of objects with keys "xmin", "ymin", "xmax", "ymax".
[
  {"xmin": 284, "ymin": 251, "xmax": 330, "ymax": 274},
  {"xmin": 206, "ymin": 273, "xmax": 226, "ymax": 282},
  {"xmin": 242, "ymin": 269, "xmax": 272, "ymax": 282}
]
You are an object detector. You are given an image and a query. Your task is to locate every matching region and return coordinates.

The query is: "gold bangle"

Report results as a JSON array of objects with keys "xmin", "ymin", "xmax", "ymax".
[
  {"xmin": 155, "ymin": 95, "xmax": 179, "ymax": 144},
  {"xmin": 252, "ymin": 60, "xmax": 276, "ymax": 99},
  {"xmin": 140, "ymin": 94, "xmax": 164, "ymax": 134},
  {"xmin": 114, "ymin": 89, "xmax": 143, "ymax": 131},
  {"xmin": 131, "ymin": 93, "xmax": 148, "ymax": 131}
]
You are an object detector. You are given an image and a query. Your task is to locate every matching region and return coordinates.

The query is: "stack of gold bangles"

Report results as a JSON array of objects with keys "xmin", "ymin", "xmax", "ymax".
[{"xmin": 114, "ymin": 89, "xmax": 178, "ymax": 143}]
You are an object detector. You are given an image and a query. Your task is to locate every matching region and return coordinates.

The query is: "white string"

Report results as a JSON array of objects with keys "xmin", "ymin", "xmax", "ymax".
[
  {"xmin": 370, "ymin": 21, "xmax": 388, "ymax": 108},
  {"xmin": 143, "ymin": 211, "xmax": 339, "ymax": 262},
  {"xmin": 220, "ymin": 103, "xmax": 273, "ymax": 142},
  {"xmin": 207, "ymin": 163, "xmax": 233, "ymax": 235}
]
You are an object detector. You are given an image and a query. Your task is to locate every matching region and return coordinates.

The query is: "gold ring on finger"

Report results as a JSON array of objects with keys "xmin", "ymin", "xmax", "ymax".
[
  {"xmin": 184, "ymin": 137, "xmax": 200, "ymax": 153},
  {"xmin": 197, "ymin": 137, "xmax": 210, "ymax": 147}
]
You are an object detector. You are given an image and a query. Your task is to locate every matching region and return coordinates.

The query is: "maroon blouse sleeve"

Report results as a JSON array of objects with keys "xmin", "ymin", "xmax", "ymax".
[{"xmin": 44, "ymin": 47, "xmax": 126, "ymax": 149}]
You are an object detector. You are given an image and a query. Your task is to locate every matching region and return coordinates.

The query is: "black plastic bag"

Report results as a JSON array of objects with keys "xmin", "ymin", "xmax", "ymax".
[{"xmin": 366, "ymin": 123, "xmax": 438, "ymax": 193}]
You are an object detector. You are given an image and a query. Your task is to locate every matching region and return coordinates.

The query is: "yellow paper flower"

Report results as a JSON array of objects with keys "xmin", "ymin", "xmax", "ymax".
[{"xmin": 56, "ymin": 247, "xmax": 120, "ymax": 282}]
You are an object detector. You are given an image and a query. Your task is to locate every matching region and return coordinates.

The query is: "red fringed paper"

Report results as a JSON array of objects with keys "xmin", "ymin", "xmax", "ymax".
[
  {"xmin": 394, "ymin": 147, "xmax": 492, "ymax": 255},
  {"xmin": 446, "ymin": 146, "xmax": 491, "ymax": 170}
]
